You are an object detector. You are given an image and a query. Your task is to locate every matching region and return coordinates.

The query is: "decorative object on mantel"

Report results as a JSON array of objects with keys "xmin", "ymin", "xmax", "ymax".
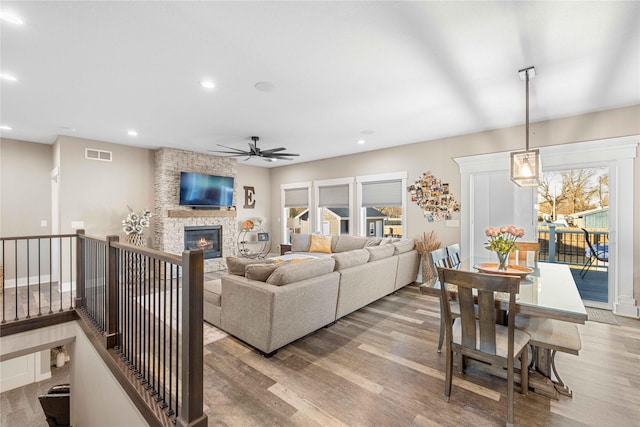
[
  {"xmin": 510, "ymin": 66, "xmax": 542, "ymax": 187},
  {"xmin": 122, "ymin": 206, "xmax": 152, "ymax": 247},
  {"xmin": 414, "ymin": 230, "xmax": 442, "ymax": 285},
  {"xmin": 484, "ymin": 225, "xmax": 525, "ymax": 271},
  {"xmin": 242, "ymin": 219, "xmax": 255, "ymax": 230},
  {"xmin": 407, "ymin": 171, "xmax": 460, "ymax": 222}
]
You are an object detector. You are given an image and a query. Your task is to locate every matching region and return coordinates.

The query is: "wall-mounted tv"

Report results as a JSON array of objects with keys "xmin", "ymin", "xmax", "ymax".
[{"xmin": 179, "ymin": 172, "xmax": 234, "ymax": 207}]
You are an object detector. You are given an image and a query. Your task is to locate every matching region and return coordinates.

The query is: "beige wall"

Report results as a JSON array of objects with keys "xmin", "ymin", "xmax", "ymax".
[
  {"xmin": 269, "ymin": 105, "xmax": 640, "ymax": 299},
  {"xmin": 0, "ymin": 138, "xmax": 52, "ymax": 236},
  {"xmin": 56, "ymin": 135, "xmax": 155, "ymax": 240},
  {"xmin": 236, "ymin": 163, "xmax": 273, "ymax": 251}
]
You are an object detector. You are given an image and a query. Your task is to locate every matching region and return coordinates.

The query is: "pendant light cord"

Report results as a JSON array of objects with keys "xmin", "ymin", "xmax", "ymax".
[{"xmin": 525, "ymin": 69, "xmax": 530, "ymax": 152}]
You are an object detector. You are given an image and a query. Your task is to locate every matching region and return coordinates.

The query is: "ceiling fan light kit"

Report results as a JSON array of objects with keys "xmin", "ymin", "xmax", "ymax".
[
  {"xmin": 209, "ymin": 136, "xmax": 300, "ymax": 162},
  {"xmin": 511, "ymin": 66, "xmax": 542, "ymax": 187}
]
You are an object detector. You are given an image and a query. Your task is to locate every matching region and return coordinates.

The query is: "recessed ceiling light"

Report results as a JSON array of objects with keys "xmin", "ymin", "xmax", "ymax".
[
  {"xmin": 0, "ymin": 12, "xmax": 24, "ymax": 25},
  {"xmin": 200, "ymin": 80, "xmax": 215, "ymax": 89},
  {"xmin": 0, "ymin": 73, "xmax": 17, "ymax": 82},
  {"xmin": 255, "ymin": 81, "xmax": 275, "ymax": 92},
  {"xmin": 357, "ymin": 139, "xmax": 366, "ymax": 145},
  {"xmin": 0, "ymin": 125, "xmax": 12, "ymax": 131},
  {"xmin": 127, "ymin": 130, "xmax": 138, "ymax": 136},
  {"xmin": 61, "ymin": 126, "xmax": 76, "ymax": 132}
]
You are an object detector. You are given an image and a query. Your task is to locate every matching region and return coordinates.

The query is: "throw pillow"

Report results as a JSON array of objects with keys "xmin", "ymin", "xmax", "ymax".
[
  {"xmin": 226, "ymin": 256, "xmax": 274, "ymax": 276},
  {"xmin": 309, "ymin": 234, "xmax": 332, "ymax": 254},
  {"xmin": 366, "ymin": 243, "xmax": 395, "ymax": 261},
  {"xmin": 245, "ymin": 263, "xmax": 283, "ymax": 281},
  {"xmin": 291, "ymin": 234, "xmax": 311, "ymax": 252}
]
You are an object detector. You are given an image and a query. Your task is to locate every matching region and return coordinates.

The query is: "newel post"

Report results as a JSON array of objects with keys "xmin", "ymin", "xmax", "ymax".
[
  {"xmin": 75, "ymin": 229, "xmax": 86, "ymax": 308},
  {"xmin": 105, "ymin": 235, "xmax": 119, "ymax": 348},
  {"xmin": 176, "ymin": 249, "xmax": 207, "ymax": 427}
]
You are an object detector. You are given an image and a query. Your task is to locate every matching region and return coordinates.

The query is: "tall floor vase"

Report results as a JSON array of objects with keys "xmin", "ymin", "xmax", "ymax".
[{"xmin": 126, "ymin": 233, "xmax": 146, "ymax": 247}]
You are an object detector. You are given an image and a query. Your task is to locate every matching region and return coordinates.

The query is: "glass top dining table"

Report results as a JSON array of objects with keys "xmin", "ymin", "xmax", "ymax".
[{"xmin": 427, "ymin": 257, "xmax": 588, "ymax": 324}]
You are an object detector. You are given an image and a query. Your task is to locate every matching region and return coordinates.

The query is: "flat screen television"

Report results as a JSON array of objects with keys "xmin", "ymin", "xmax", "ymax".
[{"xmin": 179, "ymin": 172, "xmax": 234, "ymax": 207}]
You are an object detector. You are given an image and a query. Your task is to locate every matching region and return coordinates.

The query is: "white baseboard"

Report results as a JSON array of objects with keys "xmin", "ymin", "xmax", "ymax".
[
  {"xmin": 614, "ymin": 295, "xmax": 640, "ymax": 318},
  {"xmin": 2, "ymin": 274, "xmax": 53, "ymax": 288}
]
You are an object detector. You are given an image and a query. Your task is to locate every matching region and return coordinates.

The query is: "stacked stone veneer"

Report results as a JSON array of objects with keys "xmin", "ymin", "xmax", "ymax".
[{"xmin": 155, "ymin": 148, "xmax": 238, "ymax": 272}]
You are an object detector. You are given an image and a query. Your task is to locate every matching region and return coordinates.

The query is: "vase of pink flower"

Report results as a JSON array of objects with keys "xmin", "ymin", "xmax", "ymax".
[{"xmin": 485, "ymin": 225, "xmax": 525, "ymax": 271}]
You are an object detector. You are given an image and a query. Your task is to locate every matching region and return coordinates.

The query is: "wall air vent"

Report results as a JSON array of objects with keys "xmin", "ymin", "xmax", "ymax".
[{"xmin": 85, "ymin": 148, "xmax": 112, "ymax": 162}]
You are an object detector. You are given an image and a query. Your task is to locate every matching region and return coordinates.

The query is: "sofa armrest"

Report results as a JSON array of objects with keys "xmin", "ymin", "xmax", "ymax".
[{"xmin": 221, "ymin": 272, "xmax": 340, "ymax": 354}]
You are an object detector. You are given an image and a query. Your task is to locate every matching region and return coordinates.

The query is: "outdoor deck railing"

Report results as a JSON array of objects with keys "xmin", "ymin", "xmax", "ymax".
[
  {"xmin": 1, "ymin": 230, "xmax": 207, "ymax": 427},
  {"xmin": 537, "ymin": 226, "xmax": 609, "ymax": 269}
]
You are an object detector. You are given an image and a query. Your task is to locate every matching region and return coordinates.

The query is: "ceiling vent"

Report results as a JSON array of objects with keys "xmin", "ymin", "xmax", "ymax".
[{"xmin": 85, "ymin": 148, "xmax": 112, "ymax": 162}]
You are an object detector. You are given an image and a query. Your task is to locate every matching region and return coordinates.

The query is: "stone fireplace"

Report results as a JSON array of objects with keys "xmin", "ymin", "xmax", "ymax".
[
  {"xmin": 154, "ymin": 148, "xmax": 238, "ymax": 272},
  {"xmin": 184, "ymin": 225, "xmax": 222, "ymax": 259}
]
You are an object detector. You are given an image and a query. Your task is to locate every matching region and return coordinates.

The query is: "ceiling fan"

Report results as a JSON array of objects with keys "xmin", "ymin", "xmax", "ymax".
[{"xmin": 209, "ymin": 136, "xmax": 300, "ymax": 162}]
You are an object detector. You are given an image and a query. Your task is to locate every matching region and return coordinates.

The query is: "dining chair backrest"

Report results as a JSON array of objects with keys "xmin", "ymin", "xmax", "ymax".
[
  {"xmin": 446, "ymin": 243, "xmax": 461, "ymax": 267},
  {"xmin": 508, "ymin": 241, "xmax": 540, "ymax": 264},
  {"xmin": 437, "ymin": 267, "xmax": 520, "ymax": 355},
  {"xmin": 430, "ymin": 248, "xmax": 451, "ymax": 269}
]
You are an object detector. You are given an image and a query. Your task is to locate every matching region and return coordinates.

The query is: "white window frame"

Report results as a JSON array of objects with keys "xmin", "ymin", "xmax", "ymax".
[
  {"xmin": 356, "ymin": 172, "xmax": 408, "ymax": 237},
  {"xmin": 281, "ymin": 181, "xmax": 312, "ymax": 243},
  {"xmin": 313, "ymin": 177, "xmax": 354, "ymax": 236}
]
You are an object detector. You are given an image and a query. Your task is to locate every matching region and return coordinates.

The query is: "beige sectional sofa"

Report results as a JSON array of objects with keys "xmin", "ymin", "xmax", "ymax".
[{"xmin": 203, "ymin": 234, "xmax": 420, "ymax": 355}]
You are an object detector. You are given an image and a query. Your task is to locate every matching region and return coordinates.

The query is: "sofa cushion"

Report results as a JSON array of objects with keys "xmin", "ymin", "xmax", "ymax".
[
  {"xmin": 332, "ymin": 235, "xmax": 368, "ymax": 253},
  {"xmin": 203, "ymin": 279, "xmax": 222, "ymax": 307},
  {"xmin": 226, "ymin": 256, "xmax": 275, "ymax": 276},
  {"xmin": 309, "ymin": 234, "xmax": 333, "ymax": 254},
  {"xmin": 291, "ymin": 234, "xmax": 311, "ymax": 252},
  {"xmin": 245, "ymin": 263, "xmax": 283, "ymax": 281},
  {"xmin": 332, "ymin": 249, "xmax": 370, "ymax": 270},
  {"xmin": 379, "ymin": 238, "xmax": 393, "ymax": 245},
  {"xmin": 266, "ymin": 257, "xmax": 336, "ymax": 286},
  {"xmin": 366, "ymin": 244, "xmax": 395, "ymax": 261},
  {"xmin": 392, "ymin": 239, "xmax": 415, "ymax": 255},
  {"xmin": 364, "ymin": 238, "xmax": 382, "ymax": 247}
]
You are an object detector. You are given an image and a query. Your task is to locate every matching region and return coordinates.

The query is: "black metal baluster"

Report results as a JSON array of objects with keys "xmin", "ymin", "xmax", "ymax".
[
  {"xmin": 14, "ymin": 240, "xmax": 18, "ymax": 321},
  {"xmin": 48, "ymin": 238, "xmax": 53, "ymax": 315},
  {"xmin": 174, "ymin": 264, "xmax": 180, "ymax": 419},
  {"xmin": 69, "ymin": 236, "xmax": 73, "ymax": 310},
  {"xmin": 37, "ymin": 238, "xmax": 42, "ymax": 316},
  {"xmin": 1, "ymin": 240, "xmax": 5, "ymax": 323},
  {"xmin": 158, "ymin": 260, "xmax": 167, "ymax": 405},
  {"xmin": 166, "ymin": 263, "xmax": 174, "ymax": 416},
  {"xmin": 58, "ymin": 237, "xmax": 63, "ymax": 312},
  {"xmin": 150, "ymin": 258, "xmax": 157, "ymax": 397},
  {"xmin": 26, "ymin": 239, "xmax": 30, "ymax": 319}
]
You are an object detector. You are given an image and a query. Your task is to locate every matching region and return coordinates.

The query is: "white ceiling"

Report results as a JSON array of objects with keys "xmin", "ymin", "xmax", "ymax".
[{"xmin": 1, "ymin": 1, "xmax": 638, "ymax": 167}]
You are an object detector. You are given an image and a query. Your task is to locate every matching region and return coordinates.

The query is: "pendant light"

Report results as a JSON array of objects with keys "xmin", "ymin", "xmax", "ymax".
[{"xmin": 510, "ymin": 66, "xmax": 541, "ymax": 187}]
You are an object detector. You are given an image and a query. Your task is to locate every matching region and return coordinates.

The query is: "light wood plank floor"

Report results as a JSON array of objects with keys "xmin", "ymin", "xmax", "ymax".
[{"xmin": 202, "ymin": 284, "xmax": 640, "ymax": 427}]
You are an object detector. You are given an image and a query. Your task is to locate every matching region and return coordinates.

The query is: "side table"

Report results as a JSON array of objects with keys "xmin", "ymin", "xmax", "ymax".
[{"xmin": 280, "ymin": 244, "xmax": 292, "ymax": 256}]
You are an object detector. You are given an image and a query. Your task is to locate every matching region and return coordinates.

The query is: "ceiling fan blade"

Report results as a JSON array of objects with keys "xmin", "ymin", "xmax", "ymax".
[
  {"xmin": 209, "ymin": 151, "xmax": 252, "ymax": 157},
  {"xmin": 267, "ymin": 152, "xmax": 299, "ymax": 157},
  {"xmin": 268, "ymin": 155, "xmax": 296, "ymax": 160},
  {"xmin": 260, "ymin": 147, "xmax": 287, "ymax": 154},
  {"xmin": 248, "ymin": 142, "xmax": 260, "ymax": 155},
  {"xmin": 211, "ymin": 144, "xmax": 249, "ymax": 153}
]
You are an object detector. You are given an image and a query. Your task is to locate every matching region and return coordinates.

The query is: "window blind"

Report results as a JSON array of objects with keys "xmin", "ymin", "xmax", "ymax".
[
  {"xmin": 284, "ymin": 188, "xmax": 309, "ymax": 208},
  {"xmin": 318, "ymin": 184, "xmax": 349, "ymax": 208},
  {"xmin": 361, "ymin": 179, "xmax": 403, "ymax": 207}
]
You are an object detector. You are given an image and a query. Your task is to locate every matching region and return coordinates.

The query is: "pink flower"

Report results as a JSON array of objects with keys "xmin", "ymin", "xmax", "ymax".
[
  {"xmin": 500, "ymin": 226, "xmax": 507, "ymax": 233},
  {"xmin": 517, "ymin": 228, "xmax": 525, "ymax": 238}
]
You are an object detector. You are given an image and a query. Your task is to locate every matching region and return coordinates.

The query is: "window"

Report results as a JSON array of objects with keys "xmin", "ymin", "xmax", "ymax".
[
  {"xmin": 357, "ymin": 172, "xmax": 407, "ymax": 238},
  {"xmin": 314, "ymin": 178, "xmax": 353, "ymax": 236},
  {"xmin": 281, "ymin": 183, "xmax": 311, "ymax": 243}
]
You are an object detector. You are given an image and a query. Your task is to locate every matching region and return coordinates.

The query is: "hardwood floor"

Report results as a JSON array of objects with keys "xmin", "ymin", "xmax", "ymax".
[
  {"xmin": 2, "ymin": 283, "xmax": 638, "ymax": 426},
  {"xmin": 202, "ymin": 285, "xmax": 640, "ymax": 426}
]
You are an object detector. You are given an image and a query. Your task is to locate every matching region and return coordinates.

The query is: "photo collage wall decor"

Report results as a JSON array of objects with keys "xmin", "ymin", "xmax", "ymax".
[{"xmin": 407, "ymin": 171, "xmax": 460, "ymax": 222}]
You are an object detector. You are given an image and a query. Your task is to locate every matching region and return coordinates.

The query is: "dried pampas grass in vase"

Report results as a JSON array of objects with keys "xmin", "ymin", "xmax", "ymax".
[{"xmin": 414, "ymin": 231, "xmax": 442, "ymax": 286}]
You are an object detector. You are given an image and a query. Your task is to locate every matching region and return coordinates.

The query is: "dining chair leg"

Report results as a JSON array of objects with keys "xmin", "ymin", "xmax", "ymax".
[
  {"xmin": 437, "ymin": 299, "xmax": 446, "ymax": 353},
  {"xmin": 507, "ymin": 357, "xmax": 515, "ymax": 427},
  {"xmin": 444, "ymin": 343, "xmax": 453, "ymax": 401},
  {"xmin": 520, "ymin": 348, "xmax": 528, "ymax": 395}
]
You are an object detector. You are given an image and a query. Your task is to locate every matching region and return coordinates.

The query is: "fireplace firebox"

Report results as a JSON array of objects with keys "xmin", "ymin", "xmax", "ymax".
[{"xmin": 184, "ymin": 226, "xmax": 222, "ymax": 259}]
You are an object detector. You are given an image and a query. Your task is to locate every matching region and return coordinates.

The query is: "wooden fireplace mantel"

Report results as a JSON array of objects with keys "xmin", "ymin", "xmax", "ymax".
[{"xmin": 167, "ymin": 209, "xmax": 237, "ymax": 218}]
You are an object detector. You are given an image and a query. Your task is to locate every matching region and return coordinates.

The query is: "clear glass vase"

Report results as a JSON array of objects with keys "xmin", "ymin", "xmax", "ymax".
[{"xmin": 496, "ymin": 250, "xmax": 510, "ymax": 271}]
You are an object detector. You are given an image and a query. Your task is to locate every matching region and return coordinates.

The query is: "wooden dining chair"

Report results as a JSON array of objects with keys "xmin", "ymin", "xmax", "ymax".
[
  {"xmin": 430, "ymin": 248, "xmax": 455, "ymax": 353},
  {"xmin": 446, "ymin": 243, "xmax": 461, "ymax": 268},
  {"xmin": 508, "ymin": 241, "xmax": 540, "ymax": 265},
  {"xmin": 437, "ymin": 267, "xmax": 529, "ymax": 427}
]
